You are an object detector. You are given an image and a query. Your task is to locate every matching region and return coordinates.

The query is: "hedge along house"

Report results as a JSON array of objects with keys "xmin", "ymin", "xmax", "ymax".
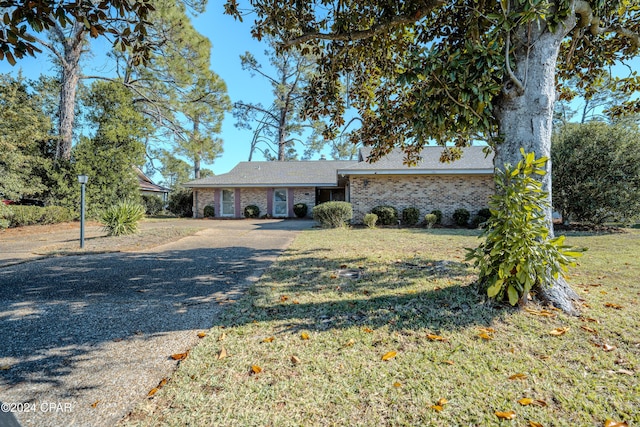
[{"xmin": 184, "ymin": 146, "xmax": 495, "ymax": 223}]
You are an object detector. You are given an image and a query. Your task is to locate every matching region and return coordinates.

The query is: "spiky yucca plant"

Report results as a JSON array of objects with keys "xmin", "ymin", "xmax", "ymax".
[{"xmin": 101, "ymin": 200, "xmax": 145, "ymax": 236}]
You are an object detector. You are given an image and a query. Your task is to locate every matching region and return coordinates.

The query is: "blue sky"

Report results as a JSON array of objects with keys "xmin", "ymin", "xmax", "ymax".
[{"xmin": 0, "ymin": 4, "xmax": 638, "ymax": 178}]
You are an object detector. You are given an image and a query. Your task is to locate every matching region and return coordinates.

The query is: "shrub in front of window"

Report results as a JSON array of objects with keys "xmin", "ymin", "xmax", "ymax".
[
  {"xmin": 402, "ymin": 207, "xmax": 420, "ymax": 226},
  {"xmin": 453, "ymin": 208, "xmax": 470, "ymax": 227},
  {"xmin": 204, "ymin": 205, "xmax": 216, "ymax": 218},
  {"xmin": 244, "ymin": 205, "xmax": 260, "ymax": 218},
  {"xmin": 371, "ymin": 205, "xmax": 398, "ymax": 226},
  {"xmin": 363, "ymin": 213, "xmax": 378, "ymax": 229},
  {"xmin": 312, "ymin": 201, "xmax": 353, "ymax": 228},
  {"xmin": 293, "ymin": 203, "xmax": 308, "ymax": 218}
]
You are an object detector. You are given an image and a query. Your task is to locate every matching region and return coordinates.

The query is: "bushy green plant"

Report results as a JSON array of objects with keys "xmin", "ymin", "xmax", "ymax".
[
  {"xmin": 7, "ymin": 206, "xmax": 42, "ymax": 227},
  {"xmin": 40, "ymin": 206, "xmax": 74, "ymax": 224},
  {"xmin": 312, "ymin": 201, "xmax": 352, "ymax": 228},
  {"xmin": 466, "ymin": 150, "xmax": 585, "ymax": 306},
  {"xmin": 100, "ymin": 201, "xmax": 145, "ymax": 236},
  {"xmin": 168, "ymin": 189, "xmax": 193, "ymax": 217},
  {"xmin": 424, "ymin": 213, "xmax": 437, "ymax": 229},
  {"xmin": 430, "ymin": 210, "xmax": 442, "ymax": 225},
  {"xmin": 402, "ymin": 207, "xmax": 420, "ymax": 226},
  {"xmin": 470, "ymin": 208, "xmax": 492, "ymax": 229},
  {"xmin": 453, "ymin": 208, "xmax": 470, "ymax": 227},
  {"xmin": 363, "ymin": 213, "xmax": 378, "ymax": 229},
  {"xmin": 244, "ymin": 205, "xmax": 260, "ymax": 218},
  {"xmin": 142, "ymin": 195, "xmax": 164, "ymax": 215},
  {"xmin": 293, "ymin": 203, "xmax": 308, "ymax": 218},
  {"xmin": 204, "ymin": 205, "xmax": 216, "ymax": 218},
  {"xmin": 371, "ymin": 205, "xmax": 398, "ymax": 226},
  {"xmin": 0, "ymin": 203, "xmax": 13, "ymax": 229}
]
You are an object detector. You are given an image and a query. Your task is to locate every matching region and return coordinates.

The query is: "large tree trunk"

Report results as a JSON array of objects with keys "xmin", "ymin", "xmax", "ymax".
[
  {"xmin": 494, "ymin": 13, "xmax": 581, "ymax": 315},
  {"xmin": 55, "ymin": 23, "xmax": 86, "ymax": 162}
]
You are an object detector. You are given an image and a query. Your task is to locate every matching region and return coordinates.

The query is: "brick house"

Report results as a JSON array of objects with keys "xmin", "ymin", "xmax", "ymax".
[{"xmin": 184, "ymin": 146, "xmax": 494, "ymax": 224}]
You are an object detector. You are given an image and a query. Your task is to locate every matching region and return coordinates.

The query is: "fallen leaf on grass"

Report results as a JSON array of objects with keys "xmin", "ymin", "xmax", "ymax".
[
  {"xmin": 90, "ymin": 401, "xmax": 99, "ymax": 408},
  {"xmin": 524, "ymin": 307, "xmax": 557, "ymax": 318},
  {"xmin": 602, "ymin": 344, "xmax": 617, "ymax": 352},
  {"xmin": 442, "ymin": 360, "xmax": 455, "ymax": 365},
  {"xmin": 549, "ymin": 327, "xmax": 570, "ymax": 336},
  {"xmin": 393, "ymin": 382, "xmax": 402, "ymax": 387},
  {"xmin": 262, "ymin": 336, "xmax": 275, "ymax": 343},
  {"xmin": 291, "ymin": 355, "xmax": 301, "ymax": 364},
  {"xmin": 495, "ymin": 411, "xmax": 516, "ymax": 420},
  {"xmin": 528, "ymin": 422, "xmax": 544, "ymax": 427},
  {"xmin": 580, "ymin": 325, "xmax": 598, "ymax": 334},
  {"xmin": 509, "ymin": 373, "xmax": 527, "ymax": 380},
  {"xmin": 604, "ymin": 420, "xmax": 628, "ymax": 427},
  {"xmin": 280, "ymin": 295, "xmax": 289, "ymax": 302},
  {"xmin": 147, "ymin": 378, "xmax": 167, "ymax": 398},
  {"xmin": 518, "ymin": 398, "xmax": 534, "ymax": 406},
  {"xmin": 293, "ymin": 300, "xmax": 300, "ymax": 304},
  {"xmin": 478, "ymin": 327, "xmax": 495, "ymax": 333},
  {"xmin": 427, "ymin": 333, "xmax": 446, "ymax": 341},
  {"xmin": 381, "ymin": 351, "xmax": 397, "ymax": 361},
  {"xmin": 170, "ymin": 351, "xmax": 189, "ymax": 361},
  {"xmin": 436, "ymin": 398, "xmax": 448, "ymax": 406},
  {"xmin": 197, "ymin": 332, "xmax": 207, "ymax": 338},
  {"xmin": 251, "ymin": 365, "xmax": 262, "ymax": 374},
  {"xmin": 478, "ymin": 332, "xmax": 493, "ymax": 340},
  {"xmin": 343, "ymin": 339, "xmax": 355, "ymax": 347},
  {"xmin": 0, "ymin": 365, "xmax": 11, "ymax": 371},
  {"xmin": 431, "ymin": 405, "xmax": 444, "ymax": 412},
  {"xmin": 217, "ymin": 346, "xmax": 228, "ymax": 360},
  {"xmin": 218, "ymin": 332, "xmax": 226, "ymax": 341},
  {"xmin": 300, "ymin": 332, "xmax": 310, "ymax": 340},
  {"xmin": 604, "ymin": 303, "xmax": 623, "ymax": 309},
  {"xmin": 363, "ymin": 327, "xmax": 374, "ymax": 333}
]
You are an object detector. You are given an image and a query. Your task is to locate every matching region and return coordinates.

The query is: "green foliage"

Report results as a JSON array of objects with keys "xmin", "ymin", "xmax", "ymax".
[
  {"xmin": 244, "ymin": 205, "xmax": 260, "ymax": 218},
  {"xmin": 40, "ymin": 206, "xmax": 74, "ymax": 224},
  {"xmin": 363, "ymin": 213, "xmax": 378, "ymax": 229},
  {"xmin": 100, "ymin": 201, "xmax": 145, "ymax": 236},
  {"xmin": 552, "ymin": 122, "xmax": 640, "ymax": 225},
  {"xmin": 203, "ymin": 205, "xmax": 215, "ymax": 218},
  {"xmin": 293, "ymin": 203, "xmax": 308, "ymax": 218},
  {"xmin": 466, "ymin": 150, "xmax": 585, "ymax": 306},
  {"xmin": 142, "ymin": 195, "xmax": 164, "ymax": 215},
  {"xmin": 430, "ymin": 210, "xmax": 443, "ymax": 225},
  {"xmin": 401, "ymin": 207, "xmax": 420, "ymax": 226},
  {"xmin": 424, "ymin": 213, "xmax": 437, "ymax": 229},
  {"xmin": 1, "ymin": 205, "xmax": 73, "ymax": 228},
  {"xmin": 371, "ymin": 205, "xmax": 398, "ymax": 226},
  {"xmin": 312, "ymin": 201, "xmax": 353, "ymax": 228},
  {"xmin": 168, "ymin": 189, "xmax": 193, "ymax": 218},
  {"xmin": 0, "ymin": 203, "xmax": 11, "ymax": 229},
  {"xmin": 470, "ymin": 208, "xmax": 492, "ymax": 229},
  {"xmin": 453, "ymin": 208, "xmax": 470, "ymax": 227}
]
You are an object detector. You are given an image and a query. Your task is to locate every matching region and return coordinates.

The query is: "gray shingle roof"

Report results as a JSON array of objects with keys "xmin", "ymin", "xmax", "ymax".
[
  {"xmin": 184, "ymin": 146, "xmax": 494, "ymax": 188},
  {"xmin": 184, "ymin": 160, "xmax": 358, "ymax": 187}
]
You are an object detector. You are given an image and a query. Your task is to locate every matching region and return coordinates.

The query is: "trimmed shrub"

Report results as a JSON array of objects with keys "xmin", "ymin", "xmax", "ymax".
[
  {"xmin": 7, "ymin": 206, "xmax": 42, "ymax": 227},
  {"xmin": 142, "ymin": 195, "xmax": 164, "ymax": 215},
  {"xmin": 100, "ymin": 200, "xmax": 145, "ymax": 236},
  {"xmin": 244, "ymin": 205, "xmax": 260, "ymax": 218},
  {"xmin": 293, "ymin": 203, "xmax": 308, "ymax": 218},
  {"xmin": 424, "ymin": 213, "xmax": 438, "ymax": 229},
  {"xmin": 371, "ymin": 205, "xmax": 398, "ymax": 226},
  {"xmin": 430, "ymin": 210, "xmax": 443, "ymax": 225},
  {"xmin": 40, "ymin": 206, "xmax": 74, "ymax": 224},
  {"xmin": 204, "ymin": 205, "xmax": 216, "ymax": 218},
  {"xmin": 402, "ymin": 207, "xmax": 420, "ymax": 226},
  {"xmin": 453, "ymin": 208, "xmax": 470, "ymax": 227},
  {"xmin": 363, "ymin": 213, "xmax": 378, "ymax": 229},
  {"xmin": 312, "ymin": 201, "xmax": 353, "ymax": 228},
  {"xmin": 168, "ymin": 189, "xmax": 193, "ymax": 218},
  {"xmin": 470, "ymin": 208, "xmax": 492, "ymax": 229},
  {"xmin": 0, "ymin": 203, "xmax": 13, "ymax": 229}
]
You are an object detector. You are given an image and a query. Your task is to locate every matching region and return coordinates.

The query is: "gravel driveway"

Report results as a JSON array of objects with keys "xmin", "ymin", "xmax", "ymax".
[{"xmin": 0, "ymin": 219, "xmax": 312, "ymax": 427}]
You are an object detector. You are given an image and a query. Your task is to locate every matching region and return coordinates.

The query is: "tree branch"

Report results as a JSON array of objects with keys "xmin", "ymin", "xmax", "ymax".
[{"xmin": 574, "ymin": 0, "xmax": 639, "ymax": 49}]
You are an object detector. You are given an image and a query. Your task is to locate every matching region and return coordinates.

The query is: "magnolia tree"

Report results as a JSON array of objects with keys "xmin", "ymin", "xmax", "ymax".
[{"xmin": 225, "ymin": 0, "xmax": 639, "ymax": 314}]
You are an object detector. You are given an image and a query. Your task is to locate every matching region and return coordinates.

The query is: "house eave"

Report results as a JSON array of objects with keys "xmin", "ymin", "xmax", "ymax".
[
  {"xmin": 337, "ymin": 168, "xmax": 495, "ymax": 176},
  {"xmin": 184, "ymin": 182, "xmax": 337, "ymax": 188}
]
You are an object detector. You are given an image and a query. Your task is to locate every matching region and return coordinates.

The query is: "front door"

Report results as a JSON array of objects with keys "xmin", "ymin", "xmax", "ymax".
[{"xmin": 273, "ymin": 189, "xmax": 288, "ymax": 217}]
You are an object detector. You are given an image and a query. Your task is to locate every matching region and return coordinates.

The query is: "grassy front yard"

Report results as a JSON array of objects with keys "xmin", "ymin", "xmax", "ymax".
[{"xmin": 124, "ymin": 227, "xmax": 639, "ymax": 426}]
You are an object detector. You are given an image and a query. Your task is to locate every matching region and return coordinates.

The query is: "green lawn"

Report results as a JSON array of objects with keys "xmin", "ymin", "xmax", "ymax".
[{"xmin": 123, "ymin": 227, "xmax": 639, "ymax": 427}]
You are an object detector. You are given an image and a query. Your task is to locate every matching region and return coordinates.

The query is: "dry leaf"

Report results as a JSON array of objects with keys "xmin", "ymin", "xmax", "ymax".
[
  {"xmin": 197, "ymin": 332, "xmax": 207, "ymax": 338},
  {"xmin": 602, "ymin": 344, "xmax": 617, "ymax": 352},
  {"xmin": 0, "ymin": 365, "xmax": 11, "ymax": 371},
  {"xmin": 533, "ymin": 400, "xmax": 548, "ymax": 407},
  {"xmin": 604, "ymin": 303, "xmax": 623, "ymax": 309},
  {"xmin": 90, "ymin": 401, "xmax": 99, "ymax": 408},
  {"xmin": 478, "ymin": 327, "xmax": 495, "ymax": 333},
  {"xmin": 436, "ymin": 398, "xmax": 448, "ymax": 406},
  {"xmin": 393, "ymin": 382, "xmax": 402, "ymax": 387},
  {"xmin": 442, "ymin": 360, "xmax": 455, "ymax": 365},
  {"xmin": 218, "ymin": 332, "xmax": 226, "ymax": 341},
  {"xmin": 427, "ymin": 333, "xmax": 446, "ymax": 341},
  {"xmin": 478, "ymin": 332, "xmax": 493, "ymax": 340},
  {"xmin": 495, "ymin": 411, "xmax": 516, "ymax": 420},
  {"xmin": 301, "ymin": 332, "xmax": 310, "ymax": 340},
  {"xmin": 604, "ymin": 420, "xmax": 629, "ymax": 427},
  {"xmin": 509, "ymin": 373, "xmax": 527, "ymax": 380},
  {"xmin": 363, "ymin": 327, "xmax": 374, "ymax": 333},
  {"xmin": 280, "ymin": 295, "xmax": 289, "ymax": 302},
  {"xmin": 330, "ymin": 274, "xmax": 338, "ymax": 279},
  {"xmin": 381, "ymin": 351, "xmax": 397, "ymax": 361},
  {"xmin": 430, "ymin": 405, "xmax": 443, "ymax": 412},
  {"xmin": 170, "ymin": 351, "xmax": 189, "ymax": 361},
  {"xmin": 262, "ymin": 336, "xmax": 275, "ymax": 343},
  {"xmin": 518, "ymin": 398, "xmax": 534, "ymax": 406},
  {"xmin": 251, "ymin": 365, "xmax": 262, "ymax": 374},
  {"xmin": 528, "ymin": 422, "xmax": 544, "ymax": 427},
  {"xmin": 293, "ymin": 300, "xmax": 300, "ymax": 304},
  {"xmin": 147, "ymin": 387, "xmax": 159, "ymax": 397},
  {"xmin": 580, "ymin": 326, "xmax": 598, "ymax": 334},
  {"xmin": 217, "ymin": 346, "xmax": 228, "ymax": 360},
  {"xmin": 549, "ymin": 327, "xmax": 570, "ymax": 336},
  {"xmin": 343, "ymin": 339, "xmax": 355, "ymax": 347},
  {"xmin": 291, "ymin": 355, "xmax": 301, "ymax": 364}
]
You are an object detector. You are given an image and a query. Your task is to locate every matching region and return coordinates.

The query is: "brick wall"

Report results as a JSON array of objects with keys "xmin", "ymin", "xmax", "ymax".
[
  {"xmin": 349, "ymin": 174, "xmax": 494, "ymax": 224},
  {"xmin": 194, "ymin": 187, "xmax": 316, "ymax": 218}
]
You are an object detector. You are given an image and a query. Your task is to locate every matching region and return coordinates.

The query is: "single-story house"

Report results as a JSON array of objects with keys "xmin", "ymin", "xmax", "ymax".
[
  {"xmin": 183, "ymin": 146, "xmax": 495, "ymax": 224},
  {"xmin": 135, "ymin": 167, "xmax": 171, "ymax": 202}
]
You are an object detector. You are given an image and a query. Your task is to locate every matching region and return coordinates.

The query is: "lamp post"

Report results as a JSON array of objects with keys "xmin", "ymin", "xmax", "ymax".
[{"xmin": 78, "ymin": 175, "xmax": 88, "ymax": 249}]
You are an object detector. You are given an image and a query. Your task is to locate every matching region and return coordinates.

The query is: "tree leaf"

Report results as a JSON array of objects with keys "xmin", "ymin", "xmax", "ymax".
[
  {"xmin": 217, "ymin": 346, "xmax": 227, "ymax": 360},
  {"xmin": 478, "ymin": 331, "xmax": 493, "ymax": 340},
  {"xmin": 251, "ymin": 365, "xmax": 262, "ymax": 374},
  {"xmin": 393, "ymin": 381, "xmax": 402, "ymax": 387},
  {"xmin": 218, "ymin": 332, "xmax": 226, "ymax": 341},
  {"xmin": 580, "ymin": 325, "xmax": 598, "ymax": 334},
  {"xmin": 363, "ymin": 327, "xmax": 374, "ymax": 333},
  {"xmin": 262, "ymin": 336, "xmax": 275, "ymax": 343},
  {"xmin": 197, "ymin": 332, "xmax": 206, "ymax": 338},
  {"xmin": 509, "ymin": 373, "xmax": 527, "ymax": 380},
  {"xmin": 170, "ymin": 351, "xmax": 189, "ymax": 361},
  {"xmin": 604, "ymin": 420, "xmax": 628, "ymax": 427},
  {"xmin": 427, "ymin": 333, "xmax": 446, "ymax": 341},
  {"xmin": 300, "ymin": 332, "xmax": 309, "ymax": 340},
  {"xmin": 431, "ymin": 404, "xmax": 443, "ymax": 412},
  {"xmin": 436, "ymin": 398, "xmax": 448, "ymax": 406},
  {"xmin": 381, "ymin": 351, "xmax": 397, "ymax": 361},
  {"xmin": 495, "ymin": 410, "xmax": 516, "ymax": 420},
  {"xmin": 518, "ymin": 398, "xmax": 534, "ymax": 405},
  {"xmin": 291, "ymin": 355, "xmax": 301, "ymax": 364},
  {"xmin": 507, "ymin": 284, "xmax": 519, "ymax": 305},
  {"xmin": 529, "ymin": 421, "xmax": 544, "ymax": 427},
  {"xmin": 549, "ymin": 327, "xmax": 570, "ymax": 336},
  {"xmin": 604, "ymin": 302, "xmax": 623, "ymax": 309}
]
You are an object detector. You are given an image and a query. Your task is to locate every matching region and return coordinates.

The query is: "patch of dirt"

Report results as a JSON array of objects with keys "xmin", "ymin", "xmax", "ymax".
[{"xmin": 0, "ymin": 221, "xmax": 100, "ymax": 237}]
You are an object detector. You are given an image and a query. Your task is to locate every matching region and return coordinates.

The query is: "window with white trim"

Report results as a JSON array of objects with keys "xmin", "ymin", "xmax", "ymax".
[{"xmin": 221, "ymin": 189, "xmax": 235, "ymax": 216}]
